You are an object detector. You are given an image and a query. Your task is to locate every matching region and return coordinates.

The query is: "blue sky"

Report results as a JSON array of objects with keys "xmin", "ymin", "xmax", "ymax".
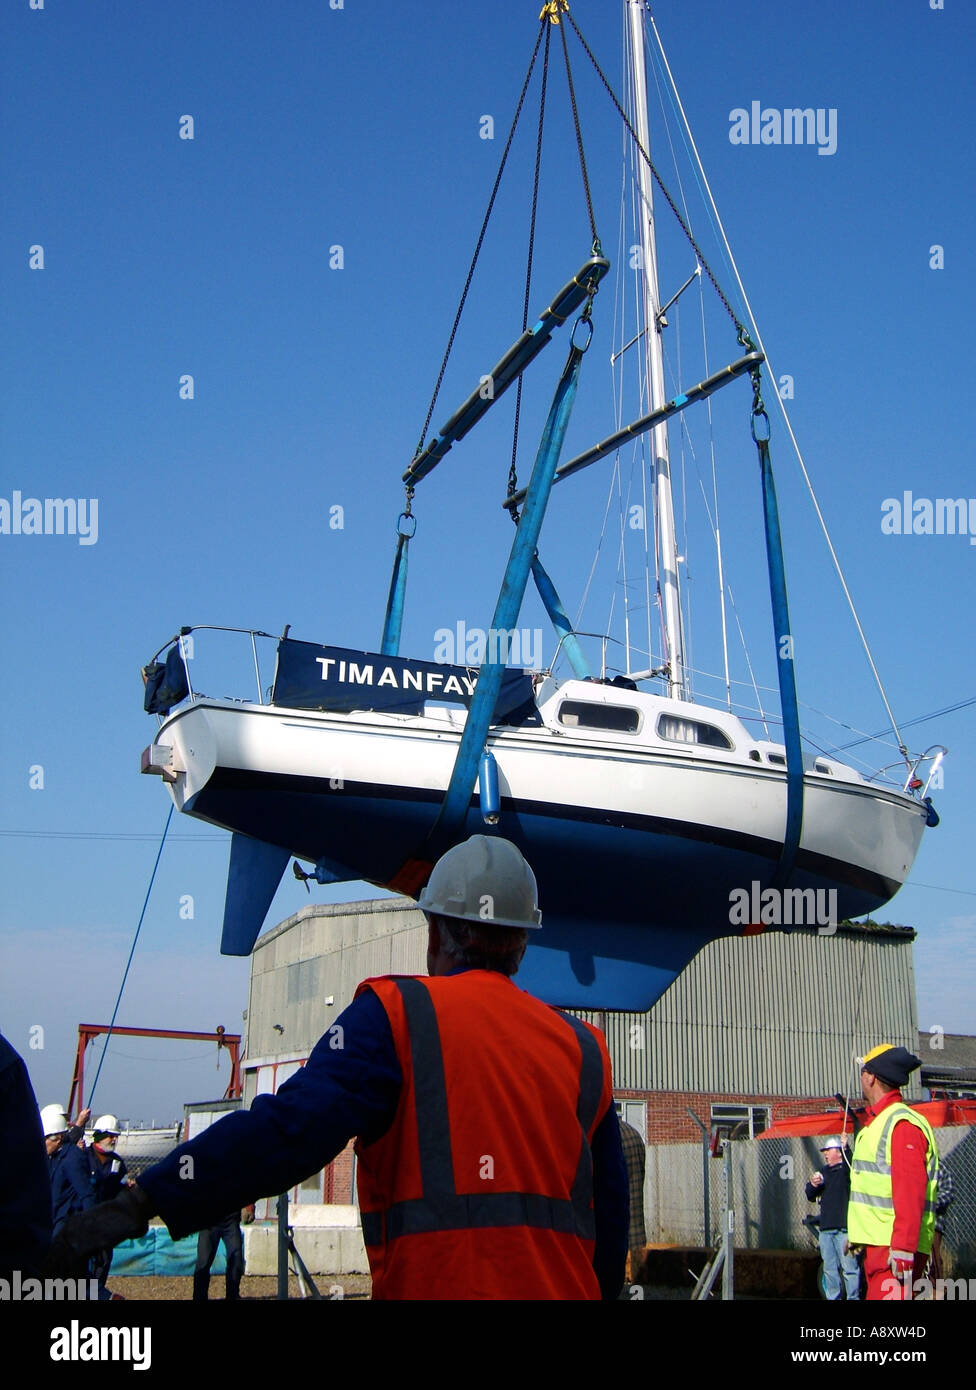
[{"xmin": 2, "ymin": 0, "xmax": 973, "ymax": 1121}]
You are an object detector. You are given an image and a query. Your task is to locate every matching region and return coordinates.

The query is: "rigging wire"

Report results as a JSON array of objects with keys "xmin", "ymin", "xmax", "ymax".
[
  {"xmin": 413, "ymin": 22, "xmax": 546, "ymax": 458},
  {"xmin": 644, "ymin": 35, "xmax": 697, "ymax": 700},
  {"xmin": 86, "ymin": 806, "xmax": 174, "ymax": 1110},
  {"xmin": 565, "ymin": 9, "xmax": 744, "ymax": 336},
  {"xmin": 507, "ymin": 22, "xmax": 552, "ymax": 520},
  {"xmin": 558, "ymin": 18, "xmax": 598, "ymax": 247},
  {"xmin": 836, "ymin": 695, "xmax": 975, "ymax": 750},
  {"xmin": 645, "ymin": 11, "xmax": 911, "ymax": 765}
]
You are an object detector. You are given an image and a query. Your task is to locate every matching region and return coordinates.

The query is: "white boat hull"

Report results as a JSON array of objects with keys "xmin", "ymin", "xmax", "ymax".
[{"xmin": 146, "ymin": 686, "xmax": 928, "ymax": 1008}]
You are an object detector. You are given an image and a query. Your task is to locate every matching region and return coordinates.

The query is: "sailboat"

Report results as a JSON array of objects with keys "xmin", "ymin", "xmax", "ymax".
[{"xmin": 140, "ymin": 1, "xmax": 940, "ymax": 1011}]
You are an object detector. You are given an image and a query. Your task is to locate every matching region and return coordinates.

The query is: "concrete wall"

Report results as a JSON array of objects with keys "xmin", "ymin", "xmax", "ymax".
[{"xmin": 243, "ymin": 1206, "xmax": 369, "ymax": 1278}]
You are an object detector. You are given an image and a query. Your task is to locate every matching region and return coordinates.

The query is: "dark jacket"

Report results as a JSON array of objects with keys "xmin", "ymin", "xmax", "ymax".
[
  {"xmin": 0, "ymin": 1033, "xmax": 52, "ymax": 1276},
  {"xmin": 51, "ymin": 1143, "xmax": 97, "ymax": 1231},
  {"xmin": 806, "ymin": 1158, "xmax": 852, "ymax": 1231},
  {"xmin": 87, "ymin": 1145, "xmax": 128, "ymax": 1203}
]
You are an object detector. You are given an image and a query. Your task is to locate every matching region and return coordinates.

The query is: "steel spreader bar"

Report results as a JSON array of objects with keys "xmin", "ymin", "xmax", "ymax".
[
  {"xmin": 403, "ymin": 253, "xmax": 609, "ymax": 487},
  {"xmin": 503, "ymin": 349, "xmax": 764, "ymax": 509}
]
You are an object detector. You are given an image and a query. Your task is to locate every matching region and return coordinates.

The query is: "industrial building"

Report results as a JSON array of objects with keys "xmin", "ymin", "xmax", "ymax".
[{"xmin": 239, "ymin": 897, "xmax": 974, "ymax": 1278}]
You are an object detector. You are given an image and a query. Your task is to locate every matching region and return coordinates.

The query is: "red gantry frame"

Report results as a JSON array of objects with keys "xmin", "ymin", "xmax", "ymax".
[{"xmin": 68, "ymin": 1023, "xmax": 242, "ymax": 1116}]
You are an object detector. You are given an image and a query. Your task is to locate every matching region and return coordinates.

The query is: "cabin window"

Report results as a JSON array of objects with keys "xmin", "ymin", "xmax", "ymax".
[
  {"xmin": 558, "ymin": 700, "xmax": 640, "ymax": 734},
  {"xmin": 767, "ymin": 752, "xmax": 786, "ymax": 766},
  {"xmin": 657, "ymin": 714, "xmax": 733, "ymax": 750},
  {"xmin": 814, "ymin": 762, "xmax": 832, "ymax": 775}
]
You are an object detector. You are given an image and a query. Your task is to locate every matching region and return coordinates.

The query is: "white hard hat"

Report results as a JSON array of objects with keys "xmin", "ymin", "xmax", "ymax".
[
  {"xmin": 93, "ymin": 1114, "xmax": 120, "ymax": 1135},
  {"xmin": 40, "ymin": 1105, "xmax": 68, "ymax": 1137},
  {"xmin": 417, "ymin": 836, "xmax": 542, "ymax": 930},
  {"xmin": 820, "ymin": 1137, "xmax": 844, "ymax": 1151}
]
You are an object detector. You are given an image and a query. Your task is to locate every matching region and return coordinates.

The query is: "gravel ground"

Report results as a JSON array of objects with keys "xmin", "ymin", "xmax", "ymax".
[
  {"xmin": 107, "ymin": 1274, "xmax": 373, "ymax": 1301},
  {"xmin": 104, "ymin": 1275, "xmax": 699, "ymax": 1301}
]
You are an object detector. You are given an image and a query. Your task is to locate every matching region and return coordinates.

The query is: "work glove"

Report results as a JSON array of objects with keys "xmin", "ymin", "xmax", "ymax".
[
  {"xmin": 44, "ymin": 1185, "xmax": 154, "ymax": 1274},
  {"xmin": 888, "ymin": 1250, "xmax": 914, "ymax": 1290}
]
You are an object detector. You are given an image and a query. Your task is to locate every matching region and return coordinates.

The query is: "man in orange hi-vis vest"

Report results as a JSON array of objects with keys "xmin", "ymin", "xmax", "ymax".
[{"xmin": 48, "ymin": 837, "xmax": 629, "ymax": 1301}]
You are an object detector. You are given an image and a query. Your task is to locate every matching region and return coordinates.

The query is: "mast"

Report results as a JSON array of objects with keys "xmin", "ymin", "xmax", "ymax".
[{"xmin": 626, "ymin": 0, "xmax": 687, "ymax": 700}]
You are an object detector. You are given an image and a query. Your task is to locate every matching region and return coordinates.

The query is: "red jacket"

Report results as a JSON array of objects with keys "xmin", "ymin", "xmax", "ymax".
[{"xmin": 354, "ymin": 971, "xmax": 615, "ymax": 1300}]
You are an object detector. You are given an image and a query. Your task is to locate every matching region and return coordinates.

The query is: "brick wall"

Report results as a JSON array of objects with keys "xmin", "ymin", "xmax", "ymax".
[
  {"xmin": 617, "ymin": 1090, "xmax": 841, "ymax": 1146},
  {"xmin": 329, "ymin": 1139, "xmax": 357, "ymax": 1204}
]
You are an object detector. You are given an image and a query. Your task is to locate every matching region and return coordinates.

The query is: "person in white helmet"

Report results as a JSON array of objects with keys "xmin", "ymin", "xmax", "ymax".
[
  {"xmin": 48, "ymin": 1108, "xmax": 97, "ymax": 1241},
  {"xmin": 805, "ymin": 1136, "xmax": 860, "ymax": 1300},
  {"xmin": 85, "ymin": 1115, "xmax": 129, "ymax": 1301},
  {"xmin": 40, "ymin": 1102, "xmax": 91, "ymax": 1149},
  {"xmin": 49, "ymin": 836, "xmax": 629, "ymax": 1300}
]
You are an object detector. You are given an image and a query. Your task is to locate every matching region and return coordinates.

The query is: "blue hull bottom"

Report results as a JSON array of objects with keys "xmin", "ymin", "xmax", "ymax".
[{"xmin": 188, "ymin": 768, "xmax": 900, "ymax": 1010}]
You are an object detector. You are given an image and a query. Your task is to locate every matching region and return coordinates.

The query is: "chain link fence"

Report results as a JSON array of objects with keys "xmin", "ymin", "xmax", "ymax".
[{"xmin": 644, "ymin": 1124, "xmax": 975, "ymax": 1276}]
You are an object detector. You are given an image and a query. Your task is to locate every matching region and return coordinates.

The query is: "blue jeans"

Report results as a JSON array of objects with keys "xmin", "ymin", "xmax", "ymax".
[{"xmin": 819, "ymin": 1229, "xmax": 860, "ymax": 1300}]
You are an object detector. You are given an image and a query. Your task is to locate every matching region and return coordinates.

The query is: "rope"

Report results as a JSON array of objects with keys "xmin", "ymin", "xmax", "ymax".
[
  {"xmin": 558, "ymin": 19, "xmax": 598, "ymax": 247},
  {"xmin": 565, "ymin": 9, "xmax": 742, "ymax": 334},
  {"xmin": 86, "ymin": 806, "xmax": 173, "ymax": 1109},
  {"xmin": 842, "ymin": 935, "xmax": 871, "ymax": 1154},
  {"xmin": 413, "ymin": 23, "xmax": 545, "ymax": 459},
  {"xmin": 508, "ymin": 22, "xmax": 552, "ymax": 523}
]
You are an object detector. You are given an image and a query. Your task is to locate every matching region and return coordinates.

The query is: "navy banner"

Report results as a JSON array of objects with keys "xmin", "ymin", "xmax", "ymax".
[{"xmin": 271, "ymin": 640, "xmax": 541, "ymax": 725}]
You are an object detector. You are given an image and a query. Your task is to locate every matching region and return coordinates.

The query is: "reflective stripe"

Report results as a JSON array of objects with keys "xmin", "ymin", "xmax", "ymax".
[
  {"xmin": 394, "ymin": 978, "xmax": 456, "ymax": 1200},
  {"xmin": 363, "ymin": 1190, "xmax": 593, "ymax": 1246},
  {"xmin": 558, "ymin": 1011, "xmax": 604, "ymax": 1218},
  {"xmin": 362, "ymin": 981, "xmax": 602, "ymax": 1248},
  {"xmin": 850, "ymin": 1191, "xmax": 894, "ymax": 1209},
  {"xmin": 853, "ymin": 1111, "xmax": 907, "ymax": 1175}
]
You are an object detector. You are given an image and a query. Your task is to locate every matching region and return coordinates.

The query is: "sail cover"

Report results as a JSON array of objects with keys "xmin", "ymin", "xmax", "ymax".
[{"xmin": 271, "ymin": 638, "xmax": 542, "ymax": 726}]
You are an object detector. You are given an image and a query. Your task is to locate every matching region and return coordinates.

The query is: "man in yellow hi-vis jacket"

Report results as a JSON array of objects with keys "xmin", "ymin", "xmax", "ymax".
[{"xmin": 848, "ymin": 1044, "xmax": 939, "ymax": 1301}]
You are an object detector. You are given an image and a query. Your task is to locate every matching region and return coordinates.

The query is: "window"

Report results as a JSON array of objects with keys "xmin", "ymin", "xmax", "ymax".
[
  {"xmin": 657, "ymin": 714, "xmax": 733, "ymax": 750},
  {"xmin": 814, "ymin": 762, "xmax": 832, "ymax": 775},
  {"xmin": 297, "ymin": 1170, "xmax": 324, "ymax": 1204},
  {"xmin": 709, "ymin": 1103, "xmax": 770, "ymax": 1140},
  {"xmin": 614, "ymin": 1099, "xmax": 647, "ymax": 1140},
  {"xmin": 558, "ymin": 700, "xmax": 640, "ymax": 734},
  {"xmin": 767, "ymin": 752, "xmax": 786, "ymax": 766}
]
